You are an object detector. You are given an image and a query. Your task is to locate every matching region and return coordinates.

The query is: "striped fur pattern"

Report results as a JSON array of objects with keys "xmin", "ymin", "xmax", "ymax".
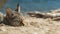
[{"xmin": 3, "ymin": 4, "xmax": 24, "ymax": 26}]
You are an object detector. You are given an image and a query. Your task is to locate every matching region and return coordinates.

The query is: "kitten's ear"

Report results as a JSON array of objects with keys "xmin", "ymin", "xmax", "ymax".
[
  {"xmin": 6, "ymin": 8, "xmax": 12, "ymax": 15},
  {"xmin": 15, "ymin": 3, "xmax": 20, "ymax": 12},
  {"xmin": 15, "ymin": 5, "xmax": 18, "ymax": 11}
]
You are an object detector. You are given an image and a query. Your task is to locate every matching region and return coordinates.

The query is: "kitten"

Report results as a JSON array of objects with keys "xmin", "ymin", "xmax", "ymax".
[{"xmin": 3, "ymin": 4, "xmax": 24, "ymax": 26}]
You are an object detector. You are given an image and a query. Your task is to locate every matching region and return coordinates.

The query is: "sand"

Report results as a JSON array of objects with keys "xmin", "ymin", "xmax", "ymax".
[{"xmin": 0, "ymin": 16, "xmax": 60, "ymax": 34}]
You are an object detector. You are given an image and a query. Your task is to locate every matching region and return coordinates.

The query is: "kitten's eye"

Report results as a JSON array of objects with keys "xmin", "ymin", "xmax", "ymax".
[{"xmin": 11, "ymin": 14, "xmax": 14, "ymax": 16}]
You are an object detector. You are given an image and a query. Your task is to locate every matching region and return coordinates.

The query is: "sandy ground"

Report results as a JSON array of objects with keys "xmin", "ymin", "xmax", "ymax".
[{"xmin": 0, "ymin": 17, "xmax": 60, "ymax": 34}]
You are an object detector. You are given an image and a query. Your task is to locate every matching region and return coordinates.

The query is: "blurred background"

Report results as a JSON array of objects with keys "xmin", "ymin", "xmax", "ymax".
[{"xmin": 0, "ymin": 0, "xmax": 60, "ymax": 13}]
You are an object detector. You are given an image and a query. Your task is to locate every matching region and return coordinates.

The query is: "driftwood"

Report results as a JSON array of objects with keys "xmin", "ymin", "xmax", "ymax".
[
  {"xmin": 3, "ymin": 4, "xmax": 24, "ymax": 26},
  {"xmin": 27, "ymin": 12, "xmax": 53, "ymax": 19},
  {"xmin": 27, "ymin": 12, "xmax": 60, "ymax": 21}
]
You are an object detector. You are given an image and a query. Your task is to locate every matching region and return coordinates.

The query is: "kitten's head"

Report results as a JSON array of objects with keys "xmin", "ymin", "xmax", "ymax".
[
  {"xmin": 6, "ymin": 8, "xmax": 19, "ymax": 20},
  {"xmin": 4, "ymin": 7, "xmax": 24, "ymax": 26}
]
